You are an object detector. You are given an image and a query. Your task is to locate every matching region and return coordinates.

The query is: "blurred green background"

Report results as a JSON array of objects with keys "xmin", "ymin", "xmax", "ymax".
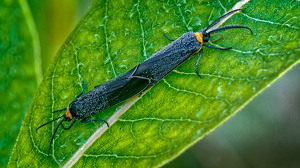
[{"xmin": 1, "ymin": 0, "xmax": 299, "ymax": 167}]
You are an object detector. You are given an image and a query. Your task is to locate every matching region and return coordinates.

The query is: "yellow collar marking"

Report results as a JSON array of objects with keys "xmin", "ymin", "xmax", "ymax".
[
  {"xmin": 195, "ymin": 32, "xmax": 204, "ymax": 53},
  {"xmin": 66, "ymin": 108, "xmax": 73, "ymax": 120}
]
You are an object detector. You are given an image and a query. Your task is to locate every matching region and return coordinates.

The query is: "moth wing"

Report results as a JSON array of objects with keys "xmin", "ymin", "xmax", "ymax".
[
  {"xmin": 94, "ymin": 65, "xmax": 138, "ymax": 89},
  {"xmin": 106, "ymin": 76, "xmax": 150, "ymax": 106}
]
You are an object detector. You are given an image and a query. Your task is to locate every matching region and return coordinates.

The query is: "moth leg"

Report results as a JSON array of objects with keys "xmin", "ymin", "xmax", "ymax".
[
  {"xmin": 81, "ymin": 118, "xmax": 109, "ymax": 127},
  {"xmin": 130, "ymin": 76, "xmax": 151, "ymax": 97},
  {"xmin": 164, "ymin": 33, "xmax": 175, "ymax": 41},
  {"xmin": 204, "ymin": 44, "xmax": 232, "ymax": 50},
  {"xmin": 61, "ymin": 121, "xmax": 76, "ymax": 130},
  {"xmin": 76, "ymin": 80, "xmax": 86, "ymax": 98},
  {"xmin": 195, "ymin": 49, "xmax": 203, "ymax": 78}
]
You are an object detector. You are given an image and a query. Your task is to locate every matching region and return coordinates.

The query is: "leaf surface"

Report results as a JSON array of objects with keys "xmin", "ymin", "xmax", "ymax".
[{"xmin": 8, "ymin": 0, "xmax": 300, "ymax": 167}]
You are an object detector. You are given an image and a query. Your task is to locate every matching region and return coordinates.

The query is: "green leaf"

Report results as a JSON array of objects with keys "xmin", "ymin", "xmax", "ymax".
[
  {"xmin": 8, "ymin": 0, "xmax": 300, "ymax": 167},
  {"xmin": 0, "ymin": 0, "xmax": 41, "ymax": 167}
]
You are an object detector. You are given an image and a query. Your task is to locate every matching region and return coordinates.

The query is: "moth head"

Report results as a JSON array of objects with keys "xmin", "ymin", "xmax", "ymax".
[{"xmin": 201, "ymin": 31, "xmax": 210, "ymax": 43}]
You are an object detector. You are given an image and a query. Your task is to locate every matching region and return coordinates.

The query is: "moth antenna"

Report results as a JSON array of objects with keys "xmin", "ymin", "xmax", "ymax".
[
  {"xmin": 203, "ymin": 44, "xmax": 232, "ymax": 50},
  {"xmin": 36, "ymin": 114, "xmax": 64, "ymax": 133},
  {"xmin": 208, "ymin": 25, "xmax": 253, "ymax": 34},
  {"xmin": 48, "ymin": 118, "xmax": 65, "ymax": 156},
  {"xmin": 204, "ymin": 9, "xmax": 243, "ymax": 32}
]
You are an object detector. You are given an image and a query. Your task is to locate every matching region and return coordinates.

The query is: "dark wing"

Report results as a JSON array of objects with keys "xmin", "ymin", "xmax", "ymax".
[
  {"xmin": 93, "ymin": 65, "xmax": 150, "ymax": 107},
  {"xmin": 105, "ymin": 76, "xmax": 150, "ymax": 106}
]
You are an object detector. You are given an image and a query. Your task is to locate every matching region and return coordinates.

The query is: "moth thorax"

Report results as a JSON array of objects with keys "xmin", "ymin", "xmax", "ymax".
[{"xmin": 195, "ymin": 32, "xmax": 204, "ymax": 46}]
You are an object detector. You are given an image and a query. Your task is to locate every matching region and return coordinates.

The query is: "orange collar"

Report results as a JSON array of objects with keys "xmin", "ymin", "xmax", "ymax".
[
  {"xmin": 195, "ymin": 32, "xmax": 204, "ymax": 53},
  {"xmin": 66, "ymin": 108, "xmax": 73, "ymax": 120}
]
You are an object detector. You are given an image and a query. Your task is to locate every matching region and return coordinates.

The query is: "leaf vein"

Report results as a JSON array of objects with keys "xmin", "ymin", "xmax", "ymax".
[
  {"xmin": 82, "ymin": 145, "xmax": 177, "ymax": 159},
  {"xmin": 29, "ymin": 100, "xmax": 48, "ymax": 157},
  {"xmin": 162, "ymin": 79, "xmax": 212, "ymax": 99},
  {"xmin": 119, "ymin": 117, "xmax": 205, "ymax": 124},
  {"xmin": 104, "ymin": 0, "xmax": 117, "ymax": 77},
  {"xmin": 174, "ymin": 0, "xmax": 190, "ymax": 32},
  {"xmin": 242, "ymin": 13, "xmax": 299, "ymax": 29},
  {"xmin": 172, "ymin": 70, "xmax": 257, "ymax": 82},
  {"xmin": 218, "ymin": 0, "xmax": 227, "ymax": 12},
  {"xmin": 137, "ymin": 0, "xmax": 148, "ymax": 59},
  {"xmin": 70, "ymin": 42, "xmax": 84, "ymax": 87}
]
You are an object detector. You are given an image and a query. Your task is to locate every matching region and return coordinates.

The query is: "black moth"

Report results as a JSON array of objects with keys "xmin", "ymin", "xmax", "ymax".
[{"xmin": 37, "ymin": 9, "xmax": 253, "ymax": 155}]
